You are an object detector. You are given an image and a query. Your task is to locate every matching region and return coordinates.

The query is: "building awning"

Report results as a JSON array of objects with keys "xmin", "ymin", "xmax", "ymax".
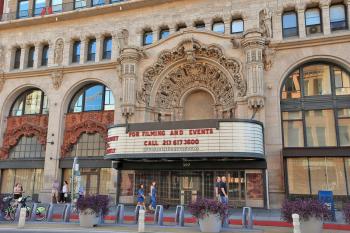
[{"xmin": 105, "ymin": 119, "xmax": 265, "ymax": 161}]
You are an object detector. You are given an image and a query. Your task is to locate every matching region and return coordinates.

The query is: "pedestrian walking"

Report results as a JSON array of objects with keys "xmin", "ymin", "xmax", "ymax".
[
  {"xmin": 13, "ymin": 183, "xmax": 23, "ymax": 200},
  {"xmin": 149, "ymin": 181, "xmax": 157, "ymax": 211},
  {"xmin": 214, "ymin": 177, "xmax": 221, "ymax": 201},
  {"xmin": 219, "ymin": 176, "xmax": 228, "ymax": 205},
  {"xmin": 137, "ymin": 184, "xmax": 145, "ymax": 209},
  {"xmin": 78, "ymin": 185, "xmax": 85, "ymax": 198},
  {"xmin": 51, "ymin": 179, "xmax": 60, "ymax": 203},
  {"xmin": 62, "ymin": 180, "xmax": 69, "ymax": 203}
]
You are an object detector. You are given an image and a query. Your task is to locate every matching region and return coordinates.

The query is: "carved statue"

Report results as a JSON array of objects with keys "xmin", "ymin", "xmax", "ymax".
[
  {"xmin": 54, "ymin": 38, "xmax": 64, "ymax": 65},
  {"xmin": 263, "ymin": 47, "xmax": 276, "ymax": 71},
  {"xmin": 51, "ymin": 69, "xmax": 63, "ymax": 90},
  {"xmin": 259, "ymin": 7, "xmax": 272, "ymax": 38},
  {"xmin": 117, "ymin": 29, "xmax": 129, "ymax": 52}
]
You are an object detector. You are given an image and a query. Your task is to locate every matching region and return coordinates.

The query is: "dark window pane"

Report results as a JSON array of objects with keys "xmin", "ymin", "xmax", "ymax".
[
  {"xmin": 87, "ymin": 39, "xmax": 96, "ymax": 61},
  {"xmin": 51, "ymin": 0, "xmax": 62, "ymax": 12},
  {"xmin": 305, "ymin": 8, "xmax": 321, "ymax": 25},
  {"xmin": 41, "ymin": 45, "xmax": 49, "ymax": 66},
  {"xmin": 103, "ymin": 37, "xmax": 112, "ymax": 60},
  {"xmin": 212, "ymin": 22, "xmax": 225, "ymax": 33},
  {"xmin": 75, "ymin": 0, "xmax": 86, "ymax": 9},
  {"xmin": 27, "ymin": 47, "xmax": 35, "ymax": 68},
  {"xmin": 14, "ymin": 48, "xmax": 21, "ymax": 69},
  {"xmin": 84, "ymin": 85, "xmax": 103, "ymax": 111},
  {"xmin": 281, "ymin": 71, "xmax": 301, "ymax": 99},
  {"xmin": 143, "ymin": 32, "xmax": 153, "ymax": 45},
  {"xmin": 231, "ymin": 19, "xmax": 244, "ymax": 33},
  {"xmin": 283, "ymin": 12, "xmax": 298, "ymax": 37},
  {"xmin": 9, "ymin": 136, "xmax": 45, "ymax": 159},
  {"xmin": 176, "ymin": 24, "xmax": 186, "ymax": 31},
  {"xmin": 68, "ymin": 133, "xmax": 105, "ymax": 157},
  {"xmin": 72, "ymin": 41, "xmax": 81, "ymax": 63},
  {"xmin": 92, "ymin": 0, "xmax": 104, "ymax": 6},
  {"xmin": 195, "ymin": 22, "xmax": 205, "ymax": 29},
  {"xmin": 330, "ymin": 5, "xmax": 347, "ymax": 31},
  {"xmin": 18, "ymin": 0, "xmax": 29, "ymax": 18}
]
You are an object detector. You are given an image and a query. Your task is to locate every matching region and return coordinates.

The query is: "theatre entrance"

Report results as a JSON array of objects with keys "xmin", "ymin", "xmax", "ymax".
[{"xmin": 119, "ymin": 169, "xmax": 265, "ymax": 207}]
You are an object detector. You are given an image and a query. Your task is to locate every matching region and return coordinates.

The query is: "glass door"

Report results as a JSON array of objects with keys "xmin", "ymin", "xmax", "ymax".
[
  {"xmin": 245, "ymin": 170, "xmax": 264, "ymax": 208},
  {"xmin": 227, "ymin": 170, "xmax": 245, "ymax": 207}
]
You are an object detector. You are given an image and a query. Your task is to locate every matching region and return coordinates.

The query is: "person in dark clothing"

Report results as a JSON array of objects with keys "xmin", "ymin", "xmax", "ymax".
[
  {"xmin": 219, "ymin": 176, "xmax": 228, "ymax": 205},
  {"xmin": 214, "ymin": 177, "xmax": 221, "ymax": 200}
]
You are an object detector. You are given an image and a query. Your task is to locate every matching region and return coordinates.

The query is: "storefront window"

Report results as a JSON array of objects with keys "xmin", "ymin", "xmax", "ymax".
[
  {"xmin": 305, "ymin": 110, "xmax": 336, "ymax": 147},
  {"xmin": 309, "ymin": 158, "xmax": 327, "ymax": 194},
  {"xmin": 282, "ymin": 112, "xmax": 304, "ymax": 147},
  {"xmin": 287, "ymin": 158, "xmax": 310, "ymax": 194},
  {"xmin": 325, "ymin": 158, "xmax": 347, "ymax": 195},
  {"xmin": 0, "ymin": 169, "xmax": 43, "ymax": 196},
  {"xmin": 303, "ymin": 65, "xmax": 331, "ymax": 96}
]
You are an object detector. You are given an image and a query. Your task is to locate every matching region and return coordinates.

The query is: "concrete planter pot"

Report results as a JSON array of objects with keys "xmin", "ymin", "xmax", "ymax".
[
  {"xmin": 198, "ymin": 213, "xmax": 222, "ymax": 233},
  {"xmin": 300, "ymin": 217, "xmax": 323, "ymax": 233},
  {"xmin": 79, "ymin": 208, "xmax": 99, "ymax": 228}
]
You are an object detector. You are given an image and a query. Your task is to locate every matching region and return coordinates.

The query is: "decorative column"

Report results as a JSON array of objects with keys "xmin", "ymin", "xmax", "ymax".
[
  {"xmin": 48, "ymin": 41, "xmax": 55, "ymax": 67},
  {"xmin": 33, "ymin": 42, "xmax": 41, "ymax": 69},
  {"xmin": 119, "ymin": 47, "xmax": 142, "ymax": 118},
  {"xmin": 320, "ymin": 0, "xmax": 331, "ymax": 35},
  {"xmin": 241, "ymin": 30, "xmax": 266, "ymax": 109},
  {"xmin": 19, "ymin": 44, "xmax": 26, "ymax": 70},
  {"xmin": 80, "ymin": 37, "xmax": 87, "ymax": 64},
  {"xmin": 95, "ymin": 34, "xmax": 103, "ymax": 63},
  {"xmin": 297, "ymin": 3, "xmax": 306, "ymax": 38}
]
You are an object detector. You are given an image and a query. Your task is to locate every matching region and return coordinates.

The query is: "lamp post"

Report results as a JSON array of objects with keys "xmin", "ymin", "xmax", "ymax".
[{"xmin": 71, "ymin": 156, "xmax": 80, "ymax": 203}]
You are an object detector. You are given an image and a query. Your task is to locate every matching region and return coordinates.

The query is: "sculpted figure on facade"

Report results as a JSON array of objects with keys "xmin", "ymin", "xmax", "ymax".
[
  {"xmin": 117, "ymin": 29, "xmax": 129, "ymax": 52},
  {"xmin": 51, "ymin": 69, "xmax": 63, "ymax": 90},
  {"xmin": 259, "ymin": 7, "xmax": 272, "ymax": 38},
  {"xmin": 263, "ymin": 47, "xmax": 276, "ymax": 71},
  {"xmin": 54, "ymin": 38, "xmax": 64, "ymax": 65}
]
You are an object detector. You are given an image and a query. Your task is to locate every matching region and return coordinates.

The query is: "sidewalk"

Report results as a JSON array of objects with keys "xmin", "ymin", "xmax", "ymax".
[{"xmin": 0, "ymin": 222, "xmax": 349, "ymax": 233}]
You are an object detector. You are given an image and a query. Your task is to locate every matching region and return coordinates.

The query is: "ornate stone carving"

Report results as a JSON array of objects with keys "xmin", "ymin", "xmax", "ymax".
[
  {"xmin": 259, "ymin": 7, "xmax": 272, "ymax": 38},
  {"xmin": 51, "ymin": 69, "xmax": 63, "ymax": 90},
  {"xmin": 117, "ymin": 29, "xmax": 129, "ymax": 52},
  {"xmin": 263, "ymin": 47, "xmax": 276, "ymax": 71},
  {"xmin": 231, "ymin": 38, "xmax": 241, "ymax": 49},
  {"xmin": 0, "ymin": 115, "xmax": 48, "ymax": 159},
  {"xmin": 155, "ymin": 62, "xmax": 236, "ymax": 110},
  {"xmin": 54, "ymin": 38, "xmax": 64, "ymax": 65},
  {"xmin": 140, "ymin": 40, "xmax": 246, "ymax": 106},
  {"xmin": 61, "ymin": 111, "xmax": 114, "ymax": 157}
]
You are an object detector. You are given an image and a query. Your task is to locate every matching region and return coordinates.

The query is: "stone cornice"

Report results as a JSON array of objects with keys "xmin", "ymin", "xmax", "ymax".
[
  {"xmin": 4, "ymin": 61, "xmax": 118, "ymax": 79},
  {"xmin": 270, "ymin": 33, "xmax": 350, "ymax": 51},
  {"xmin": 0, "ymin": 0, "xmax": 182, "ymax": 30}
]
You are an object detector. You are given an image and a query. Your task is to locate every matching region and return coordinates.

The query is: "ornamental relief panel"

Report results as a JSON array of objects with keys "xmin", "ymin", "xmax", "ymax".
[
  {"xmin": 155, "ymin": 62, "xmax": 235, "ymax": 110},
  {"xmin": 139, "ymin": 39, "xmax": 246, "ymax": 108}
]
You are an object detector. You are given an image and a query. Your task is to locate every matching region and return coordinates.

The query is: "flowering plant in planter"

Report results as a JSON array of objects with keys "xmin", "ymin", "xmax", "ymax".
[
  {"xmin": 343, "ymin": 202, "xmax": 350, "ymax": 224},
  {"xmin": 281, "ymin": 199, "xmax": 332, "ymax": 223},
  {"xmin": 188, "ymin": 198, "xmax": 228, "ymax": 220},
  {"xmin": 76, "ymin": 195, "xmax": 110, "ymax": 216}
]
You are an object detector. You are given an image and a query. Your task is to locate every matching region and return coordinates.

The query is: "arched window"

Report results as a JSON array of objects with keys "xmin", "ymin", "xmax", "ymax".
[
  {"xmin": 282, "ymin": 11, "xmax": 298, "ymax": 38},
  {"xmin": 27, "ymin": 46, "xmax": 35, "ymax": 68},
  {"xmin": 13, "ymin": 47, "xmax": 21, "ymax": 69},
  {"xmin": 281, "ymin": 63, "xmax": 350, "ymax": 147},
  {"xmin": 68, "ymin": 83, "xmax": 114, "ymax": 113},
  {"xmin": 194, "ymin": 21, "xmax": 205, "ymax": 29},
  {"xmin": 143, "ymin": 31, "xmax": 153, "ymax": 46},
  {"xmin": 159, "ymin": 28, "xmax": 170, "ymax": 40},
  {"xmin": 68, "ymin": 133, "xmax": 105, "ymax": 157},
  {"xmin": 231, "ymin": 19, "xmax": 244, "ymax": 34},
  {"xmin": 11, "ymin": 89, "xmax": 49, "ymax": 116},
  {"xmin": 9, "ymin": 136, "xmax": 45, "ymax": 159},
  {"xmin": 212, "ymin": 21, "xmax": 225, "ymax": 34},
  {"xmin": 87, "ymin": 38, "xmax": 96, "ymax": 62},
  {"xmin": 330, "ymin": 4, "xmax": 347, "ymax": 31},
  {"xmin": 41, "ymin": 44, "xmax": 49, "ymax": 66},
  {"xmin": 305, "ymin": 8, "xmax": 322, "ymax": 35},
  {"xmin": 102, "ymin": 36, "xmax": 112, "ymax": 60},
  {"xmin": 72, "ymin": 40, "xmax": 81, "ymax": 63}
]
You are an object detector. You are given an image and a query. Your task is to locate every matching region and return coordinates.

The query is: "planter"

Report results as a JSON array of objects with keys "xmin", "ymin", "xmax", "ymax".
[
  {"xmin": 300, "ymin": 217, "xmax": 323, "ymax": 233},
  {"xmin": 198, "ymin": 213, "xmax": 222, "ymax": 233},
  {"xmin": 79, "ymin": 209, "xmax": 99, "ymax": 228}
]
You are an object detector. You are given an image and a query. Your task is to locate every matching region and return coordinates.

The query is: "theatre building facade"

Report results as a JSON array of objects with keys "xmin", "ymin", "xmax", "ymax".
[{"xmin": 0, "ymin": 0, "xmax": 350, "ymax": 208}]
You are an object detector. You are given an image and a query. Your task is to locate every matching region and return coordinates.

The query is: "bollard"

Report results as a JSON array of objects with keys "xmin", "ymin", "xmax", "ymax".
[
  {"xmin": 138, "ymin": 209, "xmax": 145, "ymax": 233},
  {"xmin": 175, "ymin": 205, "xmax": 184, "ymax": 226},
  {"xmin": 117, "ymin": 204, "xmax": 124, "ymax": 224},
  {"xmin": 18, "ymin": 208, "xmax": 27, "ymax": 228},
  {"xmin": 292, "ymin": 214, "xmax": 301, "ymax": 233},
  {"xmin": 154, "ymin": 205, "xmax": 164, "ymax": 226}
]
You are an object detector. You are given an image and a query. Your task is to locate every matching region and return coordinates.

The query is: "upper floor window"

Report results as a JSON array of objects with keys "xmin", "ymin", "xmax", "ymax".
[
  {"xmin": 282, "ymin": 12, "xmax": 298, "ymax": 38},
  {"xmin": 74, "ymin": 0, "xmax": 86, "ymax": 9},
  {"xmin": 33, "ymin": 0, "xmax": 46, "ymax": 16},
  {"xmin": 194, "ymin": 21, "xmax": 206, "ymax": 29},
  {"xmin": 17, "ymin": 0, "xmax": 29, "ymax": 18},
  {"xmin": 51, "ymin": 0, "xmax": 63, "ymax": 13},
  {"xmin": 68, "ymin": 84, "xmax": 115, "ymax": 113},
  {"xmin": 159, "ymin": 28, "xmax": 170, "ymax": 40},
  {"xmin": 143, "ymin": 31, "xmax": 153, "ymax": 46},
  {"xmin": 11, "ymin": 89, "xmax": 49, "ymax": 116},
  {"xmin": 13, "ymin": 48, "xmax": 21, "ymax": 70},
  {"xmin": 9, "ymin": 136, "xmax": 45, "ymax": 159},
  {"xmin": 87, "ymin": 38, "xmax": 96, "ymax": 62},
  {"xmin": 102, "ymin": 36, "xmax": 112, "ymax": 60},
  {"xmin": 27, "ymin": 46, "xmax": 35, "ymax": 68},
  {"xmin": 305, "ymin": 8, "xmax": 322, "ymax": 35},
  {"xmin": 330, "ymin": 4, "xmax": 347, "ymax": 31},
  {"xmin": 231, "ymin": 19, "xmax": 244, "ymax": 34},
  {"xmin": 92, "ymin": 0, "xmax": 104, "ymax": 6},
  {"xmin": 68, "ymin": 133, "xmax": 105, "ymax": 157},
  {"xmin": 72, "ymin": 40, "xmax": 81, "ymax": 63},
  {"xmin": 41, "ymin": 45, "xmax": 49, "ymax": 66},
  {"xmin": 111, "ymin": 0, "xmax": 124, "ymax": 3},
  {"xmin": 212, "ymin": 21, "xmax": 225, "ymax": 34},
  {"xmin": 176, "ymin": 23, "xmax": 187, "ymax": 31},
  {"xmin": 281, "ymin": 63, "xmax": 350, "ymax": 148}
]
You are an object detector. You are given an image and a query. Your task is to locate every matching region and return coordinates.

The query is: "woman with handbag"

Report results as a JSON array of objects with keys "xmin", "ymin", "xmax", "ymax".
[{"xmin": 62, "ymin": 180, "xmax": 69, "ymax": 203}]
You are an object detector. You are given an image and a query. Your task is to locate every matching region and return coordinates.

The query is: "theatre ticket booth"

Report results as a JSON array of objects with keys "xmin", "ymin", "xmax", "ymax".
[{"xmin": 105, "ymin": 119, "xmax": 267, "ymax": 208}]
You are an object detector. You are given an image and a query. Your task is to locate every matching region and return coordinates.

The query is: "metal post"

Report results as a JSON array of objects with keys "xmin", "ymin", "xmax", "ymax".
[
  {"xmin": 154, "ymin": 205, "xmax": 163, "ymax": 226},
  {"xmin": 175, "ymin": 205, "xmax": 184, "ymax": 226},
  {"xmin": 71, "ymin": 157, "xmax": 77, "ymax": 204},
  {"xmin": 292, "ymin": 214, "xmax": 301, "ymax": 233},
  {"xmin": 242, "ymin": 207, "xmax": 253, "ymax": 229},
  {"xmin": 116, "ymin": 204, "xmax": 124, "ymax": 224}
]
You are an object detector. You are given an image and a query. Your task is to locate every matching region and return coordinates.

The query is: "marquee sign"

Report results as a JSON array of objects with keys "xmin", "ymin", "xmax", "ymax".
[{"xmin": 106, "ymin": 121, "xmax": 264, "ymax": 159}]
